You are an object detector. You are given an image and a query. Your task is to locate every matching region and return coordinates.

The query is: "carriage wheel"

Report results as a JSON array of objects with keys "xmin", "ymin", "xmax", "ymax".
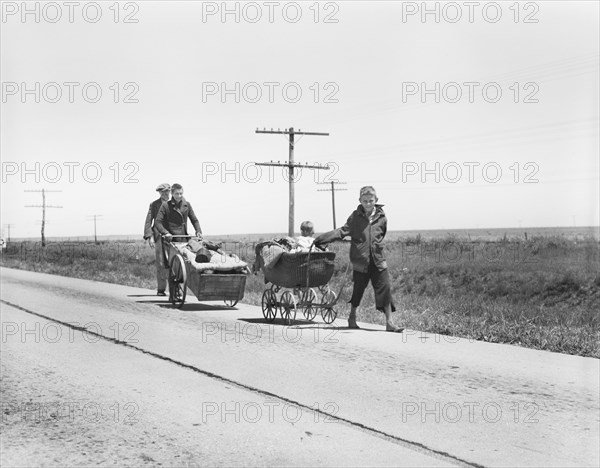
[
  {"xmin": 302, "ymin": 288, "xmax": 318, "ymax": 321},
  {"xmin": 261, "ymin": 289, "xmax": 277, "ymax": 322},
  {"xmin": 280, "ymin": 290, "xmax": 297, "ymax": 324},
  {"xmin": 224, "ymin": 299, "xmax": 238, "ymax": 307},
  {"xmin": 169, "ymin": 254, "xmax": 187, "ymax": 308},
  {"xmin": 320, "ymin": 290, "xmax": 337, "ymax": 324}
]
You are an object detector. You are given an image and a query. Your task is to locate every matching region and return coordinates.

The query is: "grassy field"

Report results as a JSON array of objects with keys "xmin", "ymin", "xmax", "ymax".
[{"xmin": 1, "ymin": 232, "xmax": 599, "ymax": 358}]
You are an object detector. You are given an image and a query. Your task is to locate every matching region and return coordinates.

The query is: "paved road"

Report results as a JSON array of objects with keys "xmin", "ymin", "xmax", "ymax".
[{"xmin": 1, "ymin": 267, "xmax": 598, "ymax": 467}]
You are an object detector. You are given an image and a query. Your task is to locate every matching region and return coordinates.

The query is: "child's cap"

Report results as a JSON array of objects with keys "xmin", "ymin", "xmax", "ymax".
[{"xmin": 359, "ymin": 186, "xmax": 377, "ymax": 199}]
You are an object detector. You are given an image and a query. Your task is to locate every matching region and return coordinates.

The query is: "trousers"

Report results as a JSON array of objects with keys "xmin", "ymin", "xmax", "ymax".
[
  {"xmin": 154, "ymin": 240, "xmax": 168, "ymax": 292},
  {"xmin": 349, "ymin": 261, "xmax": 396, "ymax": 313}
]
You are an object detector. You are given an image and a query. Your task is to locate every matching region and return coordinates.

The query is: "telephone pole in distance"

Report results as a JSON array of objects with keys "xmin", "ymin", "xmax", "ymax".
[
  {"xmin": 318, "ymin": 181, "xmax": 347, "ymax": 229},
  {"xmin": 2, "ymin": 224, "xmax": 14, "ymax": 242},
  {"xmin": 24, "ymin": 189, "xmax": 62, "ymax": 246},
  {"xmin": 86, "ymin": 214, "xmax": 104, "ymax": 244}
]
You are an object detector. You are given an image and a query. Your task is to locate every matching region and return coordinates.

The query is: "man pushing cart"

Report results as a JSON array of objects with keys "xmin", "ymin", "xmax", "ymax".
[{"xmin": 155, "ymin": 183, "xmax": 248, "ymax": 308}]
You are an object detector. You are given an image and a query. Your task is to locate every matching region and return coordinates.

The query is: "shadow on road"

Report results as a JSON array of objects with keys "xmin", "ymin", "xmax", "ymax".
[
  {"xmin": 294, "ymin": 325, "xmax": 384, "ymax": 332},
  {"xmin": 239, "ymin": 317, "xmax": 315, "ymax": 327},
  {"xmin": 239, "ymin": 317, "xmax": 386, "ymax": 332},
  {"xmin": 132, "ymin": 298, "xmax": 236, "ymax": 312}
]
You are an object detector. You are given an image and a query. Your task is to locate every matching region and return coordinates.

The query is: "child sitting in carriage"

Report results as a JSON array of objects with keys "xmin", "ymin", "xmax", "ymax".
[{"xmin": 291, "ymin": 220, "xmax": 316, "ymax": 252}]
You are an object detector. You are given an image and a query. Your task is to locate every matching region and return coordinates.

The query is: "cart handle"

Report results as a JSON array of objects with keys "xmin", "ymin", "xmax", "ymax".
[
  {"xmin": 160, "ymin": 234, "xmax": 200, "ymax": 244},
  {"xmin": 161, "ymin": 234, "xmax": 199, "ymax": 264}
]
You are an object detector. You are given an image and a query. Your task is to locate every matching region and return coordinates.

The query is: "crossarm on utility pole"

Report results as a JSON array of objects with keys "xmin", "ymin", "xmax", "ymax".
[{"xmin": 254, "ymin": 126, "xmax": 330, "ymax": 236}]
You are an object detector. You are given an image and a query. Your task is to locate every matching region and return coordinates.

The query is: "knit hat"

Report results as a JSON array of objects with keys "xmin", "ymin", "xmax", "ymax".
[{"xmin": 359, "ymin": 186, "xmax": 377, "ymax": 199}]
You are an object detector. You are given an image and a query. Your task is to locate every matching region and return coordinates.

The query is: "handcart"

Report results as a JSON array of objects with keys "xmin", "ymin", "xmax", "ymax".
[
  {"xmin": 256, "ymin": 244, "xmax": 344, "ymax": 324},
  {"xmin": 162, "ymin": 235, "xmax": 247, "ymax": 309}
]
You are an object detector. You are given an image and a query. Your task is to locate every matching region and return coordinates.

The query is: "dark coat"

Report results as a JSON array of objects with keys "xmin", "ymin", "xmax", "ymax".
[
  {"xmin": 155, "ymin": 197, "xmax": 202, "ymax": 237},
  {"xmin": 143, "ymin": 198, "xmax": 165, "ymax": 242},
  {"xmin": 315, "ymin": 204, "xmax": 388, "ymax": 272}
]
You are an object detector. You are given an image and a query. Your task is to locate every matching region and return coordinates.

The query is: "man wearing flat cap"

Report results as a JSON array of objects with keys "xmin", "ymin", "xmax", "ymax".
[{"xmin": 143, "ymin": 183, "xmax": 171, "ymax": 296}]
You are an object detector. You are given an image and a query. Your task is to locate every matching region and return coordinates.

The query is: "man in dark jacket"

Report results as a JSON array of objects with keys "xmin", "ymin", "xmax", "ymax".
[
  {"xmin": 143, "ymin": 183, "xmax": 171, "ymax": 296},
  {"xmin": 315, "ymin": 186, "xmax": 403, "ymax": 332},
  {"xmin": 155, "ymin": 183, "xmax": 202, "ymax": 242}
]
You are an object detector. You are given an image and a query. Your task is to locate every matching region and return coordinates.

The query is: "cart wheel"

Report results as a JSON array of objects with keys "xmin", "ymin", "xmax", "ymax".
[
  {"xmin": 224, "ymin": 299, "xmax": 238, "ymax": 307},
  {"xmin": 280, "ymin": 290, "xmax": 297, "ymax": 324},
  {"xmin": 321, "ymin": 290, "xmax": 337, "ymax": 324},
  {"xmin": 261, "ymin": 289, "xmax": 277, "ymax": 322},
  {"xmin": 302, "ymin": 288, "xmax": 318, "ymax": 321},
  {"xmin": 169, "ymin": 253, "xmax": 187, "ymax": 308}
]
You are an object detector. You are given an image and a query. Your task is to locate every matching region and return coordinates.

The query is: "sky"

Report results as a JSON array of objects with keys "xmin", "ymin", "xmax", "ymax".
[{"xmin": 1, "ymin": 0, "xmax": 599, "ymax": 239}]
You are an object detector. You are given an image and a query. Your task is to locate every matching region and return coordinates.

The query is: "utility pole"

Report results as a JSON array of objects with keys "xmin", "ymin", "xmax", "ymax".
[
  {"xmin": 2, "ymin": 224, "xmax": 14, "ymax": 242},
  {"xmin": 255, "ymin": 127, "xmax": 330, "ymax": 236},
  {"xmin": 24, "ymin": 189, "xmax": 63, "ymax": 246},
  {"xmin": 86, "ymin": 214, "xmax": 104, "ymax": 244},
  {"xmin": 317, "ymin": 181, "xmax": 347, "ymax": 229}
]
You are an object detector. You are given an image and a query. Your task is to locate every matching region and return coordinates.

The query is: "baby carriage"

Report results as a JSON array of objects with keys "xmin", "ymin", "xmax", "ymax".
[{"xmin": 255, "ymin": 242, "xmax": 341, "ymax": 324}]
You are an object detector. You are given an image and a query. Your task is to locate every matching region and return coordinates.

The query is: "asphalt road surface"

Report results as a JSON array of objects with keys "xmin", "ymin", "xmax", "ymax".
[{"xmin": 1, "ymin": 267, "xmax": 598, "ymax": 467}]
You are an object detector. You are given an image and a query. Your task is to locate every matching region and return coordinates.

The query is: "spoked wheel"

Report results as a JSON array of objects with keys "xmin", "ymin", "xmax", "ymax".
[
  {"xmin": 261, "ymin": 289, "xmax": 277, "ymax": 322},
  {"xmin": 302, "ymin": 288, "xmax": 318, "ymax": 321},
  {"xmin": 320, "ymin": 290, "xmax": 337, "ymax": 324},
  {"xmin": 280, "ymin": 290, "xmax": 297, "ymax": 324},
  {"xmin": 224, "ymin": 299, "xmax": 238, "ymax": 307},
  {"xmin": 169, "ymin": 253, "xmax": 187, "ymax": 308}
]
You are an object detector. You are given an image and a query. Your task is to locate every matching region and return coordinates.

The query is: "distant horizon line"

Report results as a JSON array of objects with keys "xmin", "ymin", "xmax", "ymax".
[{"xmin": 4, "ymin": 225, "xmax": 599, "ymax": 242}]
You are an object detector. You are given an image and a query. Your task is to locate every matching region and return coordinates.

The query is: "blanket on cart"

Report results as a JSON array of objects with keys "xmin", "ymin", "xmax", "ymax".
[
  {"xmin": 254, "ymin": 241, "xmax": 286, "ymax": 272},
  {"xmin": 253, "ymin": 238, "xmax": 327, "ymax": 274},
  {"xmin": 253, "ymin": 237, "xmax": 325, "ymax": 272},
  {"xmin": 172, "ymin": 242, "xmax": 249, "ymax": 273},
  {"xmin": 253, "ymin": 237, "xmax": 302, "ymax": 273}
]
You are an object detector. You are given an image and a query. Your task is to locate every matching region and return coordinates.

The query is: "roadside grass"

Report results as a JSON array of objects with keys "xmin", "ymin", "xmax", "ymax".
[
  {"xmin": 1, "ymin": 235, "xmax": 598, "ymax": 358},
  {"xmin": 0, "ymin": 241, "xmax": 157, "ymax": 290}
]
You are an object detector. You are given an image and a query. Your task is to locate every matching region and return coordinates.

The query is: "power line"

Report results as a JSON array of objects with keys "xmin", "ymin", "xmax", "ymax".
[
  {"xmin": 322, "ymin": 118, "xmax": 599, "ymax": 162},
  {"xmin": 255, "ymin": 126, "xmax": 330, "ymax": 236},
  {"xmin": 314, "ymin": 53, "xmax": 599, "ymax": 127}
]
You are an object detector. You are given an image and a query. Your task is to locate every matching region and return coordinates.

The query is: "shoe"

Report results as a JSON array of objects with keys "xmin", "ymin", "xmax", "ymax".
[
  {"xmin": 157, "ymin": 291, "xmax": 166, "ymax": 296},
  {"xmin": 386, "ymin": 326, "xmax": 404, "ymax": 333}
]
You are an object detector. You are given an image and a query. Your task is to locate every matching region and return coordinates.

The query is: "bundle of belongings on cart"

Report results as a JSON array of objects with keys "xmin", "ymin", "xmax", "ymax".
[
  {"xmin": 173, "ymin": 238, "xmax": 250, "ymax": 274},
  {"xmin": 253, "ymin": 237, "xmax": 335, "ymax": 288}
]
